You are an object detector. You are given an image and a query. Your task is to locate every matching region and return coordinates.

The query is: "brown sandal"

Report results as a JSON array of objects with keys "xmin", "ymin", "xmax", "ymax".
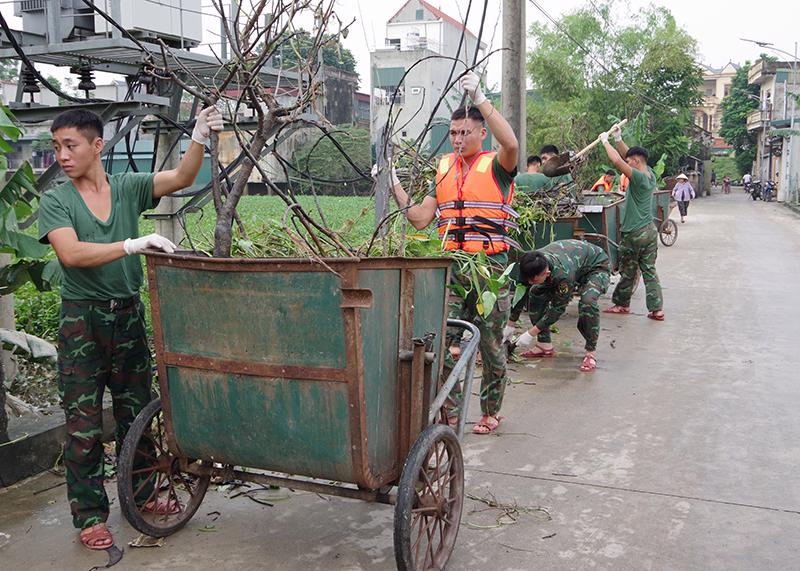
[
  {"xmin": 520, "ymin": 345, "xmax": 555, "ymax": 359},
  {"xmin": 143, "ymin": 496, "xmax": 181, "ymax": 515},
  {"xmin": 603, "ymin": 305, "xmax": 630, "ymax": 314},
  {"xmin": 580, "ymin": 354, "xmax": 597, "ymax": 372},
  {"xmin": 79, "ymin": 523, "xmax": 113, "ymax": 551},
  {"xmin": 472, "ymin": 415, "xmax": 503, "ymax": 434},
  {"xmin": 647, "ymin": 311, "xmax": 665, "ymax": 321}
]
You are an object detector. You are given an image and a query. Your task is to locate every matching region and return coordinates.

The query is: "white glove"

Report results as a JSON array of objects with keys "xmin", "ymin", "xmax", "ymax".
[
  {"xmin": 611, "ymin": 125, "xmax": 623, "ymax": 142},
  {"xmin": 459, "ymin": 71, "xmax": 487, "ymax": 105},
  {"xmin": 123, "ymin": 233, "xmax": 176, "ymax": 255},
  {"xmin": 371, "ymin": 163, "xmax": 401, "ymax": 187},
  {"xmin": 502, "ymin": 325, "xmax": 515, "ymax": 344},
  {"xmin": 599, "ymin": 131, "xmax": 609, "ymax": 144},
  {"xmin": 515, "ymin": 331, "xmax": 534, "ymax": 348},
  {"xmin": 191, "ymin": 106, "xmax": 224, "ymax": 145}
]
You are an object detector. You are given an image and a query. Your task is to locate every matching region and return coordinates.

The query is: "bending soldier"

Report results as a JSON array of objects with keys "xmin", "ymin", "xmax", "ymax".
[{"xmin": 513, "ymin": 240, "xmax": 610, "ymax": 372}]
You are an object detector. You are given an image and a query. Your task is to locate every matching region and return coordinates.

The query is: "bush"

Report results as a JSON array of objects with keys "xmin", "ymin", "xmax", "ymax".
[{"xmin": 14, "ymin": 283, "xmax": 61, "ymax": 341}]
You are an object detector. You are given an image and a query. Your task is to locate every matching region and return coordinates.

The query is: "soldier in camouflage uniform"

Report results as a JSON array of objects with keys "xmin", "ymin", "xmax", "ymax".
[
  {"xmin": 513, "ymin": 240, "xmax": 610, "ymax": 372},
  {"xmin": 383, "ymin": 71, "xmax": 519, "ymax": 434},
  {"xmin": 38, "ymin": 107, "xmax": 222, "ymax": 549},
  {"xmin": 598, "ymin": 127, "xmax": 664, "ymax": 320}
]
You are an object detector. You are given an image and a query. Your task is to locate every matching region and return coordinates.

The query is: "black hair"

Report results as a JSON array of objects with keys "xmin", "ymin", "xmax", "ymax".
[
  {"xmin": 605, "ymin": 169, "xmax": 615, "ymax": 176},
  {"xmin": 51, "ymin": 109, "xmax": 104, "ymax": 142},
  {"xmin": 540, "ymin": 144, "xmax": 559, "ymax": 156},
  {"xmin": 527, "ymin": 155, "xmax": 542, "ymax": 166},
  {"xmin": 450, "ymin": 107, "xmax": 485, "ymax": 123},
  {"xmin": 625, "ymin": 146, "xmax": 649, "ymax": 161},
  {"xmin": 519, "ymin": 251, "xmax": 549, "ymax": 283}
]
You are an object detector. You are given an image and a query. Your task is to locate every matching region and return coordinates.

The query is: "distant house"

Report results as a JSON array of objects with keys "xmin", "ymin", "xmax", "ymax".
[
  {"xmin": 692, "ymin": 62, "xmax": 738, "ymax": 155},
  {"xmin": 370, "ymin": 0, "xmax": 487, "ymax": 151},
  {"xmin": 745, "ymin": 59, "xmax": 800, "ymax": 201}
]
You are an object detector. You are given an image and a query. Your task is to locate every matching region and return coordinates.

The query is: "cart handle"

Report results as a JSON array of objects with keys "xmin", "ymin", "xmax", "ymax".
[{"xmin": 428, "ymin": 319, "xmax": 481, "ymax": 440}]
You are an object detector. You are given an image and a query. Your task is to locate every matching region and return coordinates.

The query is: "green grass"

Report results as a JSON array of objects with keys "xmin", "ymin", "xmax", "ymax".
[
  {"xmin": 140, "ymin": 195, "xmax": 377, "ymax": 254},
  {"xmin": 711, "ymin": 156, "xmax": 742, "ymax": 180}
]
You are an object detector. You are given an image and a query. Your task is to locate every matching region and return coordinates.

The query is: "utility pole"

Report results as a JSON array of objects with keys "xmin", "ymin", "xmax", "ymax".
[
  {"xmin": 153, "ymin": 81, "xmax": 186, "ymax": 244},
  {"xmin": 501, "ymin": 0, "xmax": 526, "ymax": 171}
]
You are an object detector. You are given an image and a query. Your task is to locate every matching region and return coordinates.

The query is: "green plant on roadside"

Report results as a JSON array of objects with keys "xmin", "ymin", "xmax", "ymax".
[
  {"xmin": 448, "ymin": 250, "xmax": 516, "ymax": 317},
  {"xmin": 0, "ymin": 106, "xmax": 61, "ymax": 295}
]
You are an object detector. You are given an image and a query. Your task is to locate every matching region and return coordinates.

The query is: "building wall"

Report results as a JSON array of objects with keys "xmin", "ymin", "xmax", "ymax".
[{"xmin": 373, "ymin": 0, "xmax": 484, "ymax": 148}]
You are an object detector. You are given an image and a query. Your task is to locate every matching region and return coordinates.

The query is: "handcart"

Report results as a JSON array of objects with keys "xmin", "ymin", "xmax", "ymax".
[{"xmin": 116, "ymin": 254, "xmax": 480, "ymax": 571}]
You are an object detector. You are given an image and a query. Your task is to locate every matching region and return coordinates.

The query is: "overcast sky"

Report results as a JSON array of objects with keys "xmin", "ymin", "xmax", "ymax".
[
  {"xmin": 334, "ymin": 0, "xmax": 800, "ymax": 90},
  {"xmin": 1, "ymin": 1, "xmax": 797, "ymax": 90}
]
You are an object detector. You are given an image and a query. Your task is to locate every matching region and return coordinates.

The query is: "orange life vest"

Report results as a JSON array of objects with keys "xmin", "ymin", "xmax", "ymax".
[
  {"xmin": 591, "ymin": 176, "xmax": 613, "ymax": 193},
  {"xmin": 434, "ymin": 151, "xmax": 519, "ymax": 254},
  {"xmin": 619, "ymin": 174, "xmax": 629, "ymax": 193}
]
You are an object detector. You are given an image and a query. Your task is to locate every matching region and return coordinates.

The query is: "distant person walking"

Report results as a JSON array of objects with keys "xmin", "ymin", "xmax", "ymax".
[
  {"xmin": 710, "ymin": 170, "xmax": 716, "ymax": 189},
  {"xmin": 672, "ymin": 173, "xmax": 695, "ymax": 223},
  {"xmin": 722, "ymin": 175, "xmax": 731, "ymax": 194}
]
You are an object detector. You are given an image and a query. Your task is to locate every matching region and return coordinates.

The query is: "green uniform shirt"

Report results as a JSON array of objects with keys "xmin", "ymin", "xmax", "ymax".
[
  {"xmin": 514, "ymin": 172, "xmax": 551, "ymax": 194},
  {"xmin": 38, "ymin": 173, "xmax": 158, "ymax": 301},
  {"xmin": 529, "ymin": 239, "xmax": 609, "ymax": 330},
  {"xmin": 621, "ymin": 167, "xmax": 656, "ymax": 233},
  {"xmin": 548, "ymin": 173, "xmax": 574, "ymax": 188}
]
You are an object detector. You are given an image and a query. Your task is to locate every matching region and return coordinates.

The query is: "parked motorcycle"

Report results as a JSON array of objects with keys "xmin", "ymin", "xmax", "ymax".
[
  {"xmin": 763, "ymin": 180, "xmax": 776, "ymax": 202},
  {"xmin": 750, "ymin": 180, "xmax": 762, "ymax": 200}
]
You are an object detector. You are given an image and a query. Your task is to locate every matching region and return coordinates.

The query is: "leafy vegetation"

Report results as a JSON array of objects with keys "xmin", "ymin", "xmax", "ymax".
[
  {"xmin": 271, "ymin": 29, "xmax": 357, "ymax": 75},
  {"xmin": 719, "ymin": 63, "xmax": 759, "ymax": 176},
  {"xmin": 291, "ymin": 126, "xmax": 372, "ymax": 195},
  {"xmin": 526, "ymin": 1, "xmax": 703, "ymax": 186}
]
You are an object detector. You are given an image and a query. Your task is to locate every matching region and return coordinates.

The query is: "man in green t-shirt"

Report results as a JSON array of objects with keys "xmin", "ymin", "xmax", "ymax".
[
  {"xmin": 38, "ymin": 107, "xmax": 223, "ymax": 550},
  {"xmin": 598, "ymin": 126, "xmax": 664, "ymax": 320},
  {"xmin": 514, "ymin": 155, "xmax": 551, "ymax": 194}
]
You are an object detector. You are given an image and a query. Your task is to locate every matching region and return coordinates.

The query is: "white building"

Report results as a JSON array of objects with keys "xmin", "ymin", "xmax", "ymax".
[
  {"xmin": 693, "ymin": 63, "xmax": 738, "ymax": 154},
  {"xmin": 370, "ymin": 0, "xmax": 486, "ymax": 150},
  {"xmin": 746, "ymin": 59, "xmax": 800, "ymax": 202}
]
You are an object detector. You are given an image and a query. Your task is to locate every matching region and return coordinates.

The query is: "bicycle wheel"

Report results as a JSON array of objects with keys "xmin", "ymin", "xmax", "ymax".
[{"xmin": 659, "ymin": 219, "xmax": 678, "ymax": 247}]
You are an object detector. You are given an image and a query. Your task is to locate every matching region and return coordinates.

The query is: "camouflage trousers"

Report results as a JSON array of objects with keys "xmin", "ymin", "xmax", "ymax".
[
  {"xmin": 528, "ymin": 269, "xmax": 610, "ymax": 351},
  {"xmin": 58, "ymin": 298, "xmax": 153, "ymax": 530},
  {"xmin": 444, "ymin": 271, "xmax": 511, "ymax": 417},
  {"xmin": 612, "ymin": 224, "xmax": 663, "ymax": 312}
]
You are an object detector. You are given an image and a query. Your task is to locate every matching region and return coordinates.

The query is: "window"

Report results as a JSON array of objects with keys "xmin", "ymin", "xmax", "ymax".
[
  {"xmin": 724, "ymin": 84, "xmax": 731, "ymax": 97},
  {"xmin": 415, "ymin": 9, "xmax": 424, "ymax": 20}
]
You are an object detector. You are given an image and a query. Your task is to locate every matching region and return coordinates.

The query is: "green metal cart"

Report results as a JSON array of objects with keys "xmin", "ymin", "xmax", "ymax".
[{"xmin": 116, "ymin": 253, "xmax": 479, "ymax": 571}]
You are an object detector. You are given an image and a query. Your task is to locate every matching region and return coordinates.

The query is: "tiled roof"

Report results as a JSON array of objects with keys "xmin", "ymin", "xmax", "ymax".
[{"xmin": 389, "ymin": 0, "xmax": 478, "ymax": 39}]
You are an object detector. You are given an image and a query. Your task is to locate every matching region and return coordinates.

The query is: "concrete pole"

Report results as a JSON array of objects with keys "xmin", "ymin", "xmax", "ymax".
[
  {"xmin": 153, "ymin": 84, "xmax": 186, "ymax": 244},
  {"xmin": 784, "ymin": 43, "xmax": 798, "ymax": 203},
  {"xmin": 501, "ymin": 0, "xmax": 526, "ymax": 171},
  {"xmin": 0, "ymin": 254, "xmax": 18, "ymax": 383}
]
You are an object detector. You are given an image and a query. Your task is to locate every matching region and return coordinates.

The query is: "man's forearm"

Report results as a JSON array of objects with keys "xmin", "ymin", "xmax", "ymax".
[
  {"xmin": 615, "ymin": 138, "xmax": 629, "ymax": 156},
  {"xmin": 59, "ymin": 241, "xmax": 127, "ymax": 268},
  {"xmin": 476, "ymin": 99, "xmax": 517, "ymax": 151},
  {"xmin": 390, "ymin": 183, "xmax": 430, "ymax": 230},
  {"xmin": 172, "ymin": 141, "xmax": 205, "ymax": 188}
]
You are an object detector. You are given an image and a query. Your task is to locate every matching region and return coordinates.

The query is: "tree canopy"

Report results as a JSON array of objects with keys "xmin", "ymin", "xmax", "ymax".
[
  {"xmin": 272, "ymin": 30, "xmax": 357, "ymax": 75},
  {"xmin": 525, "ymin": 1, "xmax": 703, "ymax": 185},
  {"xmin": 719, "ymin": 63, "xmax": 759, "ymax": 176}
]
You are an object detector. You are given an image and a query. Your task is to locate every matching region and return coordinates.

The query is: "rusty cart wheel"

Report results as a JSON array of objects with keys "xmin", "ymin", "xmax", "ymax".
[
  {"xmin": 117, "ymin": 398, "xmax": 210, "ymax": 537},
  {"xmin": 394, "ymin": 424, "xmax": 464, "ymax": 571},
  {"xmin": 659, "ymin": 219, "xmax": 678, "ymax": 247}
]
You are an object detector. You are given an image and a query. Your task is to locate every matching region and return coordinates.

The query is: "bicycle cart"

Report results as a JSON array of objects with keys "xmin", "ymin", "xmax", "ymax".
[
  {"xmin": 652, "ymin": 190, "xmax": 678, "ymax": 247},
  {"xmin": 116, "ymin": 253, "xmax": 479, "ymax": 571},
  {"xmin": 577, "ymin": 192, "xmax": 625, "ymax": 271}
]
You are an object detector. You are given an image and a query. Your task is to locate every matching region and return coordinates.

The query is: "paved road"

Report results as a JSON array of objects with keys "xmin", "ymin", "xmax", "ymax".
[{"xmin": 2, "ymin": 191, "xmax": 799, "ymax": 570}]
